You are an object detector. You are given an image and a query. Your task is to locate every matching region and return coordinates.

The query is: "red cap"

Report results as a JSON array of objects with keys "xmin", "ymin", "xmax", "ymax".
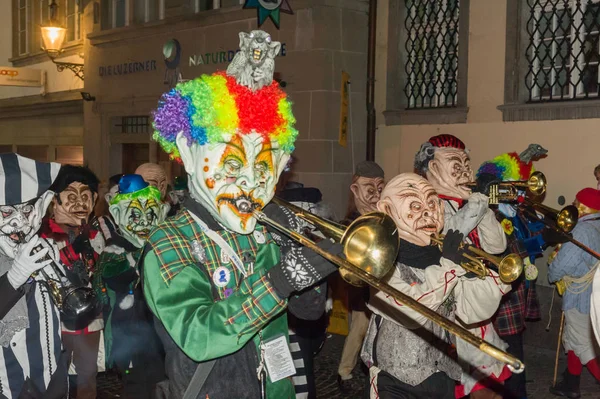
[
  {"xmin": 428, "ymin": 134, "xmax": 466, "ymax": 150},
  {"xmin": 576, "ymin": 188, "xmax": 600, "ymax": 210}
]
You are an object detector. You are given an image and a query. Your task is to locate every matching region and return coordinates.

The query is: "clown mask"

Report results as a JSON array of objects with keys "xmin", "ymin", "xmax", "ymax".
[
  {"xmin": 176, "ymin": 132, "xmax": 289, "ymax": 234},
  {"xmin": 351, "ymin": 176, "xmax": 385, "ymax": 215},
  {"xmin": 377, "ymin": 173, "xmax": 444, "ymax": 246},
  {"xmin": 426, "ymin": 148, "xmax": 473, "ymax": 200},
  {"xmin": 0, "ymin": 191, "xmax": 54, "ymax": 258},
  {"xmin": 110, "ymin": 186, "xmax": 169, "ymax": 248},
  {"xmin": 53, "ymin": 182, "xmax": 98, "ymax": 227}
]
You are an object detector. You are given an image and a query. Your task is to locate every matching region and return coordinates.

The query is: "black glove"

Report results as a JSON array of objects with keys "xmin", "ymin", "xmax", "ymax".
[
  {"xmin": 442, "ymin": 229, "xmax": 466, "ymax": 264},
  {"xmin": 261, "ymin": 202, "xmax": 302, "ymax": 237},
  {"xmin": 71, "ymin": 233, "xmax": 92, "ymax": 255},
  {"xmin": 472, "ymin": 173, "xmax": 501, "ymax": 197},
  {"xmin": 541, "ymin": 228, "xmax": 570, "ymax": 246},
  {"xmin": 268, "ymin": 239, "xmax": 343, "ymax": 298}
]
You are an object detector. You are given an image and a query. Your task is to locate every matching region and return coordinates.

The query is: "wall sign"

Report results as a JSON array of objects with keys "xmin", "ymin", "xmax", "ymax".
[
  {"xmin": 99, "ymin": 60, "xmax": 158, "ymax": 77},
  {"xmin": 243, "ymin": 0, "xmax": 293, "ymax": 29},
  {"xmin": 0, "ymin": 67, "xmax": 42, "ymax": 87},
  {"xmin": 188, "ymin": 43, "xmax": 287, "ymax": 67},
  {"xmin": 339, "ymin": 71, "xmax": 350, "ymax": 147}
]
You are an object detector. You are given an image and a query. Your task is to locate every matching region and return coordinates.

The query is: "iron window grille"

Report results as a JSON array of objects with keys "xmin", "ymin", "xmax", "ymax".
[
  {"xmin": 526, "ymin": 0, "xmax": 600, "ymax": 101},
  {"xmin": 404, "ymin": 0, "xmax": 460, "ymax": 109},
  {"xmin": 115, "ymin": 116, "xmax": 150, "ymax": 134}
]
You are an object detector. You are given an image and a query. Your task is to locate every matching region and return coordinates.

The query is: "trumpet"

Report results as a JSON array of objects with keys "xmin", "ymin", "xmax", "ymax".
[
  {"xmin": 466, "ymin": 171, "xmax": 547, "ymax": 204},
  {"xmin": 253, "ymin": 198, "xmax": 525, "ymax": 372},
  {"xmin": 429, "ymin": 233, "xmax": 524, "ymax": 283}
]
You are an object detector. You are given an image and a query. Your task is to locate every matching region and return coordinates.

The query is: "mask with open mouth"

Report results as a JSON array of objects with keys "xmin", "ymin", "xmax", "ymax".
[
  {"xmin": 377, "ymin": 173, "xmax": 444, "ymax": 246},
  {"xmin": 110, "ymin": 181, "xmax": 170, "ymax": 248},
  {"xmin": 0, "ymin": 193, "xmax": 54, "ymax": 258},
  {"xmin": 177, "ymin": 132, "xmax": 288, "ymax": 234}
]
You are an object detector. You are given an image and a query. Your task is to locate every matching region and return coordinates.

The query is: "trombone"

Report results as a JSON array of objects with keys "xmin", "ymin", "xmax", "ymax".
[
  {"xmin": 253, "ymin": 197, "xmax": 525, "ymax": 372},
  {"xmin": 429, "ymin": 233, "xmax": 524, "ymax": 283},
  {"xmin": 521, "ymin": 200, "xmax": 600, "ymax": 260},
  {"xmin": 466, "ymin": 171, "xmax": 547, "ymax": 204}
]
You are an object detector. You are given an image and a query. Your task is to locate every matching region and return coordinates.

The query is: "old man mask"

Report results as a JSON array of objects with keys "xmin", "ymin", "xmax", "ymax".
[
  {"xmin": 415, "ymin": 134, "xmax": 473, "ymax": 200},
  {"xmin": 350, "ymin": 161, "xmax": 385, "ymax": 215},
  {"xmin": 377, "ymin": 173, "xmax": 444, "ymax": 246}
]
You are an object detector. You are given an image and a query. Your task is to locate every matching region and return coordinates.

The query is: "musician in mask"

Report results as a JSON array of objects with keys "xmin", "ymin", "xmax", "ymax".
[
  {"xmin": 143, "ymin": 29, "xmax": 342, "ymax": 398},
  {"xmin": 94, "ymin": 174, "xmax": 169, "ymax": 398},
  {"xmin": 415, "ymin": 134, "xmax": 511, "ymax": 398},
  {"xmin": 548, "ymin": 188, "xmax": 600, "ymax": 398},
  {"xmin": 42, "ymin": 165, "xmax": 104, "ymax": 399},
  {"xmin": 135, "ymin": 163, "xmax": 168, "ymax": 201},
  {"xmin": 0, "ymin": 153, "xmax": 66, "ymax": 398},
  {"xmin": 337, "ymin": 161, "xmax": 385, "ymax": 392},
  {"xmin": 360, "ymin": 173, "xmax": 511, "ymax": 398}
]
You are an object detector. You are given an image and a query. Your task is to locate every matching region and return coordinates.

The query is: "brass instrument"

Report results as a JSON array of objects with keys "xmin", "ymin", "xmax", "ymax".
[
  {"xmin": 522, "ymin": 200, "xmax": 600, "ymax": 260},
  {"xmin": 254, "ymin": 198, "xmax": 525, "ymax": 372},
  {"xmin": 467, "ymin": 171, "xmax": 547, "ymax": 204},
  {"xmin": 429, "ymin": 233, "xmax": 524, "ymax": 283}
]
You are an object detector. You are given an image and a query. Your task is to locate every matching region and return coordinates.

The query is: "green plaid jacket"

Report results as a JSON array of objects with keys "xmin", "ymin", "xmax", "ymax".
[{"xmin": 142, "ymin": 208, "xmax": 294, "ymax": 398}]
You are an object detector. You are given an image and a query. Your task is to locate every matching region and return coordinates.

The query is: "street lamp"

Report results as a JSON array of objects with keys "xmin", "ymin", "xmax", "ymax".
[{"xmin": 40, "ymin": 0, "xmax": 84, "ymax": 80}]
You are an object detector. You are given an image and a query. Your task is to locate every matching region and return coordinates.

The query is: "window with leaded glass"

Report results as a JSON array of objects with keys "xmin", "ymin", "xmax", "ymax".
[
  {"xmin": 65, "ymin": 0, "xmax": 82, "ymax": 42},
  {"xmin": 18, "ymin": 0, "xmax": 29, "ymax": 55},
  {"xmin": 526, "ymin": 0, "xmax": 600, "ymax": 101},
  {"xmin": 405, "ymin": 0, "xmax": 460, "ymax": 109}
]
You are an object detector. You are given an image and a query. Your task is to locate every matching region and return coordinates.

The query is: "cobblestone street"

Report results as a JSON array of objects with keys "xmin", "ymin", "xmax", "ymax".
[{"xmin": 96, "ymin": 333, "xmax": 599, "ymax": 398}]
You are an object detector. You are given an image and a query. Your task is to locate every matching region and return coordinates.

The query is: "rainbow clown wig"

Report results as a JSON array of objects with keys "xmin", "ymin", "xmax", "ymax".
[
  {"xmin": 477, "ymin": 152, "xmax": 535, "ymax": 182},
  {"xmin": 152, "ymin": 72, "xmax": 298, "ymax": 162}
]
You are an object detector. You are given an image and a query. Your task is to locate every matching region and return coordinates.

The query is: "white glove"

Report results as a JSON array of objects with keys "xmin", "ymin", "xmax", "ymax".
[{"xmin": 6, "ymin": 236, "xmax": 53, "ymax": 289}]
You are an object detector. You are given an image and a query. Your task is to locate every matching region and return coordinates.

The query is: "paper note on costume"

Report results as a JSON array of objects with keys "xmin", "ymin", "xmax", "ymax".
[{"xmin": 263, "ymin": 335, "xmax": 296, "ymax": 383}]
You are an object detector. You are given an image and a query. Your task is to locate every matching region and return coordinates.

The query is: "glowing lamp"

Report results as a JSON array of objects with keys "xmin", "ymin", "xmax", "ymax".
[{"xmin": 41, "ymin": 25, "xmax": 67, "ymax": 56}]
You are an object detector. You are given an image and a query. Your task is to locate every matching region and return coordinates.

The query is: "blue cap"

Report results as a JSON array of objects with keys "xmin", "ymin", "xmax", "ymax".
[{"xmin": 118, "ymin": 174, "xmax": 148, "ymax": 194}]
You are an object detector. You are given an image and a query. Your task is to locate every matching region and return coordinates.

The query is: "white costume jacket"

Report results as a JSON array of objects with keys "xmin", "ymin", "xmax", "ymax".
[{"xmin": 361, "ymin": 256, "xmax": 510, "ymax": 397}]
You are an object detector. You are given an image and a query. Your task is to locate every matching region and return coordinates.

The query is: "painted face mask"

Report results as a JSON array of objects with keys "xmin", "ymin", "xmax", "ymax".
[
  {"xmin": 0, "ymin": 192, "xmax": 54, "ymax": 258},
  {"xmin": 377, "ymin": 173, "xmax": 444, "ymax": 246},
  {"xmin": 110, "ymin": 183, "xmax": 169, "ymax": 248},
  {"xmin": 152, "ymin": 55, "xmax": 298, "ymax": 235},
  {"xmin": 53, "ymin": 182, "xmax": 97, "ymax": 226},
  {"xmin": 351, "ymin": 176, "xmax": 385, "ymax": 215},
  {"xmin": 177, "ymin": 132, "xmax": 289, "ymax": 234},
  {"xmin": 426, "ymin": 148, "xmax": 474, "ymax": 200}
]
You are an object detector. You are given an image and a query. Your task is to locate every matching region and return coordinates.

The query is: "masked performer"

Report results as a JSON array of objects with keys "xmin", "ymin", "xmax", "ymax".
[
  {"xmin": 143, "ymin": 29, "xmax": 342, "ymax": 398},
  {"xmin": 167, "ymin": 176, "xmax": 188, "ymax": 217},
  {"xmin": 360, "ymin": 173, "xmax": 510, "ymax": 399},
  {"xmin": 94, "ymin": 174, "xmax": 169, "ymax": 398},
  {"xmin": 477, "ymin": 147, "xmax": 547, "ymax": 399},
  {"xmin": 415, "ymin": 134, "xmax": 511, "ymax": 398},
  {"xmin": 42, "ymin": 165, "xmax": 104, "ymax": 399},
  {"xmin": 548, "ymin": 188, "xmax": 600, "ymax": 398},
  {"xmin": 337, "ymin": 161, "xmax": 385, "ymax": 392},
  {"xmin": 0, "ymin": 153, "xmax": 67, "ymax": 398},
  {"xmin": 135, "ymin": 163, "xmax": 168, "ymax": 201}
]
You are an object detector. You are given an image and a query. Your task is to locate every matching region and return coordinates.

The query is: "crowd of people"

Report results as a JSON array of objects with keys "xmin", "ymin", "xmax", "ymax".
[{"xmin": 2, "ymin": 29, "xmax": 600, "ymax": 399}]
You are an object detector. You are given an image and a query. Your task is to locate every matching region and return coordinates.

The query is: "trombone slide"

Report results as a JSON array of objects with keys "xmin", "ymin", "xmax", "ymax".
[{"xmin": 253, "ymin": 210, "xmax": 525, "ymax": 372}]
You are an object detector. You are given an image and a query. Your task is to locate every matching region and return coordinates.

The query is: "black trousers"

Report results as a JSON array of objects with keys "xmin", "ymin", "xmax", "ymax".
[
  {"xmin": 373, "ymin": 370, "xmax": 455, "ymax": 399},
  {"xmin": 500, "ymin": 332, "xmax": 527, "ymax": 399}
]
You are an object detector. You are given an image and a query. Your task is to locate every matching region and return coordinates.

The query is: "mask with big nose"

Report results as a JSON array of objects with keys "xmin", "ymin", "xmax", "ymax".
[{"xmin": 377, "ymin": 173, "xmax": 444, "ymax": 247}]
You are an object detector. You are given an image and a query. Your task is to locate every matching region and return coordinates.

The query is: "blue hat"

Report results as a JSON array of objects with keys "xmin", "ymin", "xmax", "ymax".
[{"xmin": 118, "ymin": 174, "xmax": 148, "ymax": 194}]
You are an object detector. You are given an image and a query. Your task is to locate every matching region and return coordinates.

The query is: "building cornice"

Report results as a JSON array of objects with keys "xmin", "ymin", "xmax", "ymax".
[
  {"xmin": 0, "ymin": 90, "xmax": 83, "ymax": 119},
  {"xmin": 9, "ymin": 42, "xmax": 84, "ymax": 68},
  {"xmin": 88, "ymin": 0, "xmax": 368, "ymax": 47}
]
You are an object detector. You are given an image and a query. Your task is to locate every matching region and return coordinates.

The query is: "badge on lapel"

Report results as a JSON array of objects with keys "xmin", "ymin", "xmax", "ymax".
[{"xmin": 213, "ymin": 266, "xmax": 231, "ymax": 288}]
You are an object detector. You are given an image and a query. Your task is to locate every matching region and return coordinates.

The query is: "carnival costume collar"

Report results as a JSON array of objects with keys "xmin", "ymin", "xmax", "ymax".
[{"xmin": 397, "ymin": 239, "xmax": 442, "ymax": 270}]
